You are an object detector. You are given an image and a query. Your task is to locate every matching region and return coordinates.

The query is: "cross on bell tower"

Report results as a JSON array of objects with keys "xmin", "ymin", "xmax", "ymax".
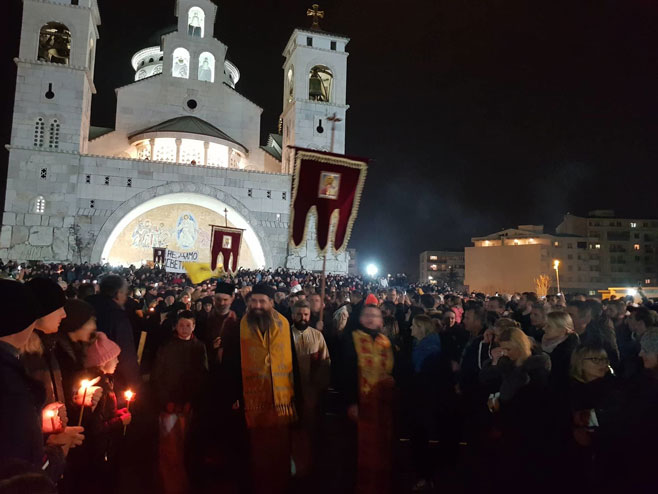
[{"xmin": 306, "ymin": 4, "xmax": 324, "ymax": 30}]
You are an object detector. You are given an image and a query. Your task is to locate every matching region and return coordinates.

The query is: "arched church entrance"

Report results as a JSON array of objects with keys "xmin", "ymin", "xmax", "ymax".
[{"xmin": 92, "ymin": 187, "xmax": 268, "ymax": 269}]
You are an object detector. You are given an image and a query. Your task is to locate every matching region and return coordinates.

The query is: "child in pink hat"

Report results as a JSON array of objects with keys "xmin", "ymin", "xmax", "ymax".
[{"xmin": 64, "ymin": 332, "xmax": 131, "ymax": 493}]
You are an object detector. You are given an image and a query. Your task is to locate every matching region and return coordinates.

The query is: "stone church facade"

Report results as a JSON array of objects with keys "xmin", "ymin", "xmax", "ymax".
[{"xmin": 2, "ymin": 0, "xmax": 352, "ymax": 272}]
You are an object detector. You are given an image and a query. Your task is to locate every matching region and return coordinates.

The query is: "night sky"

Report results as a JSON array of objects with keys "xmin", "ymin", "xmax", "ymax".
[{"xmin": 2, "ymin": 0, "xmax": 658, "ymax": 278}]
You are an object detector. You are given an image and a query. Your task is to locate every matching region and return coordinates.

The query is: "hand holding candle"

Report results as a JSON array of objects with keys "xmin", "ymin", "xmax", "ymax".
[
  {"xmin": 75, "ymin": 376, "xmax": 101, "ymax": 426},
  {"xmin": 122, "ymin": 390, "xmax": 135, "ymax": 435},
  {"xmin": 42, "ymin": 402, "xmax": 64, "ymax": 434}
]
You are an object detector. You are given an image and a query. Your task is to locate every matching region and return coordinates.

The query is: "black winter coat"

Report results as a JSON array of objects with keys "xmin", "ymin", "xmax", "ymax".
[
  {"xmin": 0, "ymin": 342, "xmax": 65, "ymax": 482},
  {"xmin": 546, "ymin": 332, "xmax": 580, "ymax": 394},
  {"xmin": 87, "ymin": 294, "xmax": 140, "ymax": 389}
]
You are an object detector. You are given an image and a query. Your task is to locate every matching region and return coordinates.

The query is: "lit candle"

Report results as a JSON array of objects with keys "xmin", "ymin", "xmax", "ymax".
[
  {"xmin": 45, "ymin": 409, "xmax": 57, "ymax": 433},
  {"xmin": 123, "ymin": 390, "xmax": 135, "ymax": 436},
  {"xmin": 77, "ymin": 379, "xmax": 91, "ymax": 426}
]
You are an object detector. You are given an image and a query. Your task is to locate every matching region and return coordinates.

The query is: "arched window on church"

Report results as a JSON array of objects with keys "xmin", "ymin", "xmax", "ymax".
[
  {"xmin": 33, "ymin": 196, "xmax": 46, "ymax": 214},
  {"xmin": 172, "ymin": 48, "xmax": 190, "ymax": 79},
  {"xmin": 34, "ymin": 118, "xmax": 45, "ymax": 147},
  {"xmin": 48, "ymin": 119, "xmax": 60, "ymax": 149},
  {"xmin": 188, "ymin": 7, "xmax": 205, "ymax": 38},
  {"xmin": 308, "ymin": 65, "xmax": 333, "ymax": 102},
  {"xmin": 38, "ymin": 22, "xmax": 71, "ymax": 65},
  {"xmin": 87, "ymin": 38, "xmax": 95, "ymax": 72},
  {"xmin": 287, "ymin": 66, "xmax": 294, "ymax": 103},
  {"xmin": 198, "ymin": 52, "xmax": 215, "ymax": 82}
]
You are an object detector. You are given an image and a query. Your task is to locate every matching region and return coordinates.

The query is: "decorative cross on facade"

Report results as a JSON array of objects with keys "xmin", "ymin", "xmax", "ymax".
[
  {"xmin": 307, "ymin": 4, "xmax": 324, "ymax": 29},
  {"xmin": 223, "ymin": 208, "xmax": 228, "ymax": 227},
  {"xmin": 327, "ymin": 113, "xmax": 342, "ymax": 153}
]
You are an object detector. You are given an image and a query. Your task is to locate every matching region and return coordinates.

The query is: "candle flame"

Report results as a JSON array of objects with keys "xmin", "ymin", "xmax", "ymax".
[
  {"xmin": 80, "ymin": 379, "xmax": 91, "ymax": 388},
  {"xmin": 45, "ymin": 410, "xmax": 56, "ymax": 418},
  {"xmin": 124, "ymin": 390, "xmax": 134, "ymax": 401}
]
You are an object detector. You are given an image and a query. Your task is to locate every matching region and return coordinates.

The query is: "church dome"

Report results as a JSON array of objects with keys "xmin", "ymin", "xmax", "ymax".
[{"xmin": 131, "ymin": 46, "xmax": 164, "ymax": 81}]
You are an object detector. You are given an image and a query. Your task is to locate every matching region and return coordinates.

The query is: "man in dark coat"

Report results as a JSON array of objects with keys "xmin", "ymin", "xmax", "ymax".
[
  {"xmin": 567, "ymin": 300, "xmax": 620, "ymax": 370},
  {"xmin": 206, "ymin": 282, "xmax": 239, "ymax": 365},
  {"xmin": 87, "ymin": 274, "xmax": 140, "ymax": 389},
  {"xmin": 0, "ymin": 279, "xmax": 66, "ymax": 482}
]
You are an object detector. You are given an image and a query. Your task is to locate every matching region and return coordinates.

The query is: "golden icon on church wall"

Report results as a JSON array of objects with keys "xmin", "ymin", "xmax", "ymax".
[{"xmin": 318, "ymin": 172, "xmax": 340, "ymax": 200}]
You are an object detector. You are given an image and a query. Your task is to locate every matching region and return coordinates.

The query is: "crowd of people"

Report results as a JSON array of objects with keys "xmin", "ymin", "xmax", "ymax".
[{"xmin": 1, "ymin": 261, "xmax": 657, "ymax": 493}]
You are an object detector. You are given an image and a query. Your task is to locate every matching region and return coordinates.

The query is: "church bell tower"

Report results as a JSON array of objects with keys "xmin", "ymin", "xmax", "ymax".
[
  {"xmin": 11, "ymin": 0, "xmax": 101, "ymax": 154},
  {"xmin": 280, "ymin": 6, "xmax": 350, "ymax": 173}
]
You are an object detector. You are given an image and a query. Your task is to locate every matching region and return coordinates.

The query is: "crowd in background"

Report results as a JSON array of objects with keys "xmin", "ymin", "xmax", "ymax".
[{"xmin": 1, "ymin": 261, "xmax": 658, "ymax": 493}]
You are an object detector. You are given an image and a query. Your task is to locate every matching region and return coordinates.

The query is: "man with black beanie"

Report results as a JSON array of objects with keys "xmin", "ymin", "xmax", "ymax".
[
  {"xmin": 0, "ymin": 279, "xmax": 66, "ymax": 482},
  {"xmin": 22, "ymin": 278, "xmax": 68, "ymax": 404}
]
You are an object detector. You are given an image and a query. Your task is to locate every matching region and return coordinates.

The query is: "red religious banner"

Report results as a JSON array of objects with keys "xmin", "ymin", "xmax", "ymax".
[
  {"xmin": 290, "ymin": 148, "xmax": 368, "ymax": 254},
  {"xmin": 210, "ymin": 225, "xmax": 244, "ymax": 272}
]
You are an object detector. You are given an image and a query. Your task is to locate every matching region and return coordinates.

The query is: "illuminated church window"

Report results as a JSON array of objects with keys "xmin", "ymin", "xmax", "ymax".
[
  {"xmin": 38, "ymin": 22, "xmax": 71, "ymax": 65},
  {"xmin": 172, "ymin": 48, "xmax": 190, "ymax": 79},
  {"xmin": 188, "ymin": 7, "xmax": 204, "ymax": 38},
  {"xmin": 287, "ymin": 66, "xmax": 294, "ymax": 103},
  {"xmin": 180, "ymin": 139, "xmax": 204, "ymax": 165},
  {"xmin": 34, "ymin": 196, "xmax": 46, "ymax": 214},
  {"xmin": 198, "ymin": 52, "xmax": 215, "ymax": 82},
  {"xmin": 153, "ymin": 138, "xmax": 176, "ymax": 162},
  {"xmin": 137, "ymin": 142, "xmax": 151, "ymax": 160},
  {"xmin": 207, "ymin": 142, "xmax": 229, "ymax": 167}
]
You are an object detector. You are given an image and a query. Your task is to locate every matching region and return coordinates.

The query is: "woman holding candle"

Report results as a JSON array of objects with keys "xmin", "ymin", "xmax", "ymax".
[
  {"xmin": 55, "ymin": 299, "xmax": 99, "ymax": 408},
  {"xmin": 61, "ymin": 332, "xmax": 131, "ymax": 494}
]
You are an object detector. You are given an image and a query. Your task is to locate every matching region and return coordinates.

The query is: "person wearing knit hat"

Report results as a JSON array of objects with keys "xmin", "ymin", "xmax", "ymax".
[
  {"xmin": 70, "ymin": 332, "xmax": 130, "ymax": 493},
  {"xmin": 251, "ymin": 282, "xmax": 276, "ymax": 300},
  {"xmin": 365, "ymin": 293, "xmax": 380, "ymax": 306},
  {"xmin": 0, "ymin": 279, "xmax": 67, "ymax": 481},
  {"xmin": 26, "ymin": 278, "xmax": 67, "ymax": 334},
  {"xmin": 22, "ymin": 278, "xmax": 75, "ymax": 423},
  {"xmin": 640, "ymin": 328, "xmax": 658, "ymax": 370},
  {"xmin": 222, "ymin": 280, "xmax": 296, "ymax": 489},
  {"xmin": 207, "ymin": 282, "xmax": 238, "ymax": 364},
  {"xmin": 0, "ymin": 279, "xmax": 41, "ymax": 343},
  {"xmin": 55, "ymin": 299, "xmax": 99, "ymax": 410},
  {"xmin": 85, "ymin": 331, "xmax": 121, "ymax": 371},
  {"xmin": 164, "ymin": 290, "xmax": 176, "ymax": 307}
]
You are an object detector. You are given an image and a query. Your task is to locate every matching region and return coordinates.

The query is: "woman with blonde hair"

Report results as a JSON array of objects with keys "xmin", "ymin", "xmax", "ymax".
[
  {"xmin": 543, "ymin": 311, "xmax": 579, "ymax": 392},
  {"xmin": 479, "ymin": 327, "xmax": 552, "ymax": 483}
]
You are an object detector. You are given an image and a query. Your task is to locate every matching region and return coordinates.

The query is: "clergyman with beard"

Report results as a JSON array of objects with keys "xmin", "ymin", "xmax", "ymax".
[
  {"xmin": 222, "ymin": 282, "xmax": 299, "ymax": 494},
  {"xmin": 290, "ymin": 299, "xmax": 330, "ymax": 482}
]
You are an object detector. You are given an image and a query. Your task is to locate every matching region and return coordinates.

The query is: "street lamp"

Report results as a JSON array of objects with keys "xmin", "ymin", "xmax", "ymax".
[
  {"xmin": 366, "ymin": 263, "xmax": 378, "ymax": 278},
  {"xmin": 553, "ymin": 259, "xmax": 561, "ymax": 294}
]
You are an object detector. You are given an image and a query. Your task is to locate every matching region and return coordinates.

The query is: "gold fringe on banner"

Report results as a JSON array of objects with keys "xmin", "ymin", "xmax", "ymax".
[{"xmin": 289, "ymin": 149, "xmax": 368, "ymax": 256}]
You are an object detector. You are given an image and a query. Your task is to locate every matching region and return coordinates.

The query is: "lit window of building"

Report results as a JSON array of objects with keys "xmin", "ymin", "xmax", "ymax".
[
  {"xmin": 634, "ymin": 244, "xmax": 640, "ymax": 251},
  {"xmin": 430, "ymin": 264, "xmax": 437, "ymax": 271},
  {"xmin": 429, "ymin": 255, "xmax": 437, "ymax": 261},
  {"xmin": 180, "ymin": 138, "xmax": 204, "ymax": 165},
  {"xmin": 206, "ymin": 142, "xmax": 229, "ymax": 167},
  {"xmin": 34, "ymin": 196, "xmax": 45, "ymax": 214},
  {"xmin": 646, "ymin": 279, "xmax": 652, "ymax": 285},
  {"xmin": 554, "ymin": 241, "xmax": 559, "ymax": 247},
  {"xmin": 153, "ymin": 138, "xmax": 176, "ymax": 162},
  {"xmin": 631, "ymin": 222, "xmax": 637, "ymax": 228},
  {"xmin": 595, "ymin": 244, "xmax": 601, "ymax": 249}
]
